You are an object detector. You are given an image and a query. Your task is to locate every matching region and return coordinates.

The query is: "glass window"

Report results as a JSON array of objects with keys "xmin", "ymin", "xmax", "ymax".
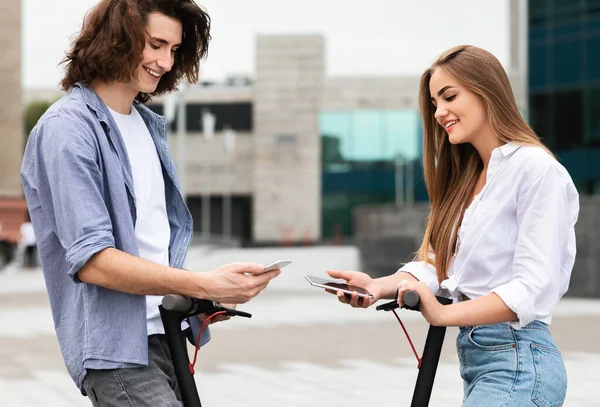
[
  {"xmin": 587, "ymin": 35, "xmax": 600, "ymax": 81},
  {"xmin": 552, "ymin": 39, "xmax": 582, "ymax": 85},
  {"xmin": 588, "ymin": 0, "xmax": 600, "ymax": 17},
  {"xmin": 552, "ymin": 17, "xmax": 581, "ymax": 38},
  {"xmin": 320, "ymin": 109, "xmax": 425, "ymax": 238},
  {"xmin": 321, "ymin": 192, "xmax": 395, "ymax": 238},
  {"xmin": 551, "ymin": 0, "xmax": 581, "ymax": 40},
  {"xmin": 384, "ymin": 110, "xmax": 421, "ymax": 161},
  {"xmin": 320, "ymin": 110, "xmax": 422, "ymax": 165},
  {"xmin": 320, "ymin": 111, "xmax": 352, "ymax": 171},
  {"xmin": 554, "ymin": 90, "xmax": 583, "ymax": 150},
  {"xmin": 584, "ymin": 86, "xmax": 600, "ymax": 144},
  {"xmin": 587, "ymin": 16, "xmax": 600, "ymax": 31},
  {"xmin": 529, "ymin": 42, "xmax": 549, "ymax": 90},
  {"xmin": 594, "ymin": 179, "xmax": 600, "ymax": 195},
  {"xmin": 529, "ymin": 0, "xmax": 549, "ymax": 26},
  {"xmin": 529, "ymin": 25, "xmax": 548, "ymax": 42},
  {"xmin": 351, "ymin": 111, "xmax": 385, "ymax": 161},
  {"xmin": 530, "ymin": 93, "xmax": 555, "ymax": 148},
  {"xmin": 553, "ymin": 0, "xmax": 580, "ymax": 14},
  {"xmin": 321, "ymin": 192, "xmax": 351, "ymax": 238}
]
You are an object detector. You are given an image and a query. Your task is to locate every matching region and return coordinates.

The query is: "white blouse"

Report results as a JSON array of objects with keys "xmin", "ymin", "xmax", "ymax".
[{"xmin": 398, "ymin": 142, "xmax": 580, "ymax": 329}]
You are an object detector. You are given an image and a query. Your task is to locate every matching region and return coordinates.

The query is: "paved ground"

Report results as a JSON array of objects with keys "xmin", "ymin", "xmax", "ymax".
[{"xmin": 1, "ymin": 245, "xmax": 599, "ymax": 406}]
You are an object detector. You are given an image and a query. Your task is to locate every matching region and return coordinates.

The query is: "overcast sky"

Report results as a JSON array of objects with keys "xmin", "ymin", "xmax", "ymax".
[{"xmin": 22, "ymin": 0, "xmax": 510, "ymax": 90}]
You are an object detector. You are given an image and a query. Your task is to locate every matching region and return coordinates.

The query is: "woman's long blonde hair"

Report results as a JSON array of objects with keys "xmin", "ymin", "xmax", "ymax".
[{"xmin": 417, "ymin": 45, "xmax": 552, "ymax": 283}]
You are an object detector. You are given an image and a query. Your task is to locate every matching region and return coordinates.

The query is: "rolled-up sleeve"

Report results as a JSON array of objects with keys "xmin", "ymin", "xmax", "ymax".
[
  {"xmin": 188, "ymin": 316, "xmax": 211, "ymax": 348},
  {"xmin": 397, "ymin": 258, "xmax": 440, "ymax": 295},
  {"xmin": 32, "ymin": 115, "xmax": 116, "ymax": 281},
  {"xmin": 493, "ymin": 164, "xmax": 578, "ymax": 328}
]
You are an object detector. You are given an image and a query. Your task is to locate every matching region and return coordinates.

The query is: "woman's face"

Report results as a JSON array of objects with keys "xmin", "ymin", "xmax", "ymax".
[{"xmin": 429, "ymin": 67, "xmax": 488, "ymax": 145}]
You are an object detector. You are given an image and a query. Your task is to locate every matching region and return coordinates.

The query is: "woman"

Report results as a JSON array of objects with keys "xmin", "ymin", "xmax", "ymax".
[{"xmin": 328, "ymin": 45, "xmax": 579, "ymax": 406}]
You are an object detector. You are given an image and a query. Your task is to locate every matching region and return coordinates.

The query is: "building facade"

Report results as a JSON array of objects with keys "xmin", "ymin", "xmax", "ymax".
[
  {"xmin": 25, "ymin": 25, "xmax": 527, "ymax": 245},
  {"xmin": 526, "ymin": 0, "xmax": 600, "ymax": 297},
  {"xmin": 528, "ymin": 0, "xmax": 600, "ymax": 192},
  {"xmin": 0, "ymin": 0, "xmax": 24, "ymax": 198}
]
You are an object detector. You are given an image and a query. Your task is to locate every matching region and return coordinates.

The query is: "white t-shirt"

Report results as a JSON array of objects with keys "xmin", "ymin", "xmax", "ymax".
[
  {"xmin": 109, "ymin": 106, "xmax": 172, "ymax": 336},
  {"xmin": 399, "ymin": 142, "xmax": 579, "ymax": 329}
]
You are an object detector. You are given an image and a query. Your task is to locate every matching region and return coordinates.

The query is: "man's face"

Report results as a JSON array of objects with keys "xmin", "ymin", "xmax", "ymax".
[{"xmin": 132, "ymin": 12, "xmax": 182, "ymax": 94}]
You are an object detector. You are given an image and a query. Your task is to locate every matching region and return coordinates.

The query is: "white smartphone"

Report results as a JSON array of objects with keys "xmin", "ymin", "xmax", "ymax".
[
  {"xmin": 259, "ymin": 260, "xmax": 292, "ymax": 274},
  {"xmin": 304, "ymin": 275, "xmax": 374, "ymax": 299}
]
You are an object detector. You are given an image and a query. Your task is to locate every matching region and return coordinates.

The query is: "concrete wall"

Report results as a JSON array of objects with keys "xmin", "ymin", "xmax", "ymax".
[
  {"xmin": 252, "ymin": 35, "xmax": 324, "ymax": 243},
  {"xmin": 354, "ymin": 196, "xmax": 600, "ymax": 298},
  {"xmin": 0, "ymin": 1, "xmax": 23, "ymax": 197},
  {"xmin": 167, "ymin": 131, "xmax": 254, "ymax": 195},
  {"xmin": 322, "ymin": 76, "xmax": 420, "ymax": 110},
  {"xmin": 569, "ymin": 196, "xmax": 600, "ymax": 297},
  {"xmin": 354, "ymin": 204, "xmax": 429, "ymax": 277}
]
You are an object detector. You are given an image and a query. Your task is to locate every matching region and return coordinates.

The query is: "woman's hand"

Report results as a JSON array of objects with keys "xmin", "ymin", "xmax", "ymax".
[
  {"xmin": 397, "ymin": 280, "xmax": 448, "ymax": 326},
  {"xmin": 326, "ymin": 270, "xmax": 383, "ymax": 308}
]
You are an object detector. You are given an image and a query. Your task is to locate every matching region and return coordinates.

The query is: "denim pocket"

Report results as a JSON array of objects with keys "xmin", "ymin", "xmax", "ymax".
[
  {"xmin": 531, "ymin": 343, "xmax": 567, "ymax": 407},
  {"xmin": 83, "ymin": 375, "xmax": 100, "ymax": 407},
  {"xmin": 468, "ymin": 325, "xmax": 517, "ymax": 351}
]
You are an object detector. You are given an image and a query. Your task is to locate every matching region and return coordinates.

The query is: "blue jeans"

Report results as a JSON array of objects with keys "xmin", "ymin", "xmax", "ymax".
[{"xmin": 457, "ymin": 321, "xmax": 567, "ymax": 407}]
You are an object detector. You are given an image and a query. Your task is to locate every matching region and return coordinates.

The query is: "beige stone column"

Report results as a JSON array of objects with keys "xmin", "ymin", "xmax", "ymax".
[
  {"xmin": 253, "ymin": 35, "xmax": 324, "ymax": 243},
  {"xmin": 0, "ymin": 0, "xmax": 24, "ymax": 197}
]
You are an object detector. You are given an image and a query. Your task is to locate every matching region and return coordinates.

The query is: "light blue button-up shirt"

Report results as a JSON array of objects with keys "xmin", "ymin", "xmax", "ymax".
[{"xmin": 21, "ymin": 82, "xmax": 209, "ymax": 393}]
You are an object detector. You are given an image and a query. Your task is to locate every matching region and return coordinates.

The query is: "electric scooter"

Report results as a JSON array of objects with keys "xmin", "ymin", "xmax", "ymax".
[{"xmin": 160, "ymin": 291, "xmax": 452, "ymax": 407}]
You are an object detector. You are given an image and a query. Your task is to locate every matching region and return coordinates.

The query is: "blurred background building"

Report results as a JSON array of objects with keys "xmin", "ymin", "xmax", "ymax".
[
  {"xmin": 0, "ymin": 1, "xmax": 27, "ymax": 265},
  {"xmin": 528, "ymin": 0, "xmax": 600, "ymax": 192},
  {"xmin": 0, "ymin": 1, "xmax": 23, "ymax": 198},
  {"xmin": 21, "ymin": 27, "xmax": 526, "ymax": 247},
  {"xmin": 23, "ymin": 35, "xmax": 431, "ymax": 245},
  {"xmin": 6, "ymin": 0, "xmax": 600, "ymax": 294},
  {"xmin": 356, "ymin": 0, "xmax": 600, "ymax": 295},
  {"xmin": 525, "ymin": 0, "xmax": 600, "ymax": 297},
  {"xmin": 22, "ymin": 33, "xmax": 525, "ymax": 247}
]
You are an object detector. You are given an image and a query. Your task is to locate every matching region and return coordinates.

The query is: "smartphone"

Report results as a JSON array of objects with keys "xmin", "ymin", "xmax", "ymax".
[
  {"xmin": 259, "ymin": 260, "xmax": 292, "ymax": 274},
  {"xmin": 304, "ymin": 275, "xmax": 374, "ymax": 299}
]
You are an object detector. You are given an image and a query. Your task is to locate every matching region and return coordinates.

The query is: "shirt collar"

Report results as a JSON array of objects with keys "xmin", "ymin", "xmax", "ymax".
[
  {"xmin": 73, "ymin": 82, "xmax": 109, "ymax": 122},
  {"xmin": 497, "ymin": 142, "xmax": 521, "ymax": 157},
  {"xmin": 73, "ymin": 82, "xmax": 165, "ymax": 131},
  {"xmin": 487, "ymin": 142, "xmax": 522, "ymax": 182}
]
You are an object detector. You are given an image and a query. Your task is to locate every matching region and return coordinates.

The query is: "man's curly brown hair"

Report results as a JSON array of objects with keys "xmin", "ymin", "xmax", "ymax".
[{"xmin": 60, "ymin": 0, "xmax": 211, "ymax": 103}]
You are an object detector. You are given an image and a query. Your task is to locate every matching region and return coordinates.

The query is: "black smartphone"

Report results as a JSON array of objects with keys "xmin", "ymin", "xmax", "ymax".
[{"xmin": 304, "ymin": 275, "xmax": 374, "ymax": 299}]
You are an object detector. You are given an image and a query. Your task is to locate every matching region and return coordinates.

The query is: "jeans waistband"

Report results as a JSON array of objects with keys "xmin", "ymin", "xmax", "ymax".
[{"xmin": 459, "ymin": 320, "xmax": 550, "ymax": 333}]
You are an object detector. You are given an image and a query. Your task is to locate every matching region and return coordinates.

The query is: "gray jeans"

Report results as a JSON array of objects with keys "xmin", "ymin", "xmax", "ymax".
[{"xmin": 82, "ymin": 334, "xmax": 184, "ymax": 407}]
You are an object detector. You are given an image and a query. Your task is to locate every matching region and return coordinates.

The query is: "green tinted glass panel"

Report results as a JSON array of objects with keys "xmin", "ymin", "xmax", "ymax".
[
  {"xmin": 385, "ymin": 110, "xmax": 421, "ymax": 161},
  {"xmin": 351, "ymin": 111, "xmax": 384, "ymax": 161},
  {"xmin": 320, "ymin": 109, "xmax": 423, "ymax": 238}
]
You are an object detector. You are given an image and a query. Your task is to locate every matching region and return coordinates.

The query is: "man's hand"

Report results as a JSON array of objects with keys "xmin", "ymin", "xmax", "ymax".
[
  {"xmin": 198, "ymin": 303, "xmax": 237, "ymax": 325},
  {"xmin": 194, "ymin": 262, "xmax": 280, "ymax": 304}
]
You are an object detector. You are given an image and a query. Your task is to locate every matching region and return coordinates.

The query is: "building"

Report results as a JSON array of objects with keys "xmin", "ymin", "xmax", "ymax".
[
  {"xmin": 0, "ymin": 0, "xmax": 23, "ymax": 197},
  {"xmin": 25, "ymin": 25, "xmax": 528, "ymax": 245},
  {"xmin": 0, "ymin": 0, "xmax": 28, "ymax": 265},
  {"xmin": 528, "ymin": 0, "xmax": 600, "ymax": 192},
  {"xmin": 526, "ymin": 0, "xmax": 600, "ymax": 297}
]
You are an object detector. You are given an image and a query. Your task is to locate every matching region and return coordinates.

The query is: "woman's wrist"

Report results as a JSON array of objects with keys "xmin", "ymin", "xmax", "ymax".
[{"xmin": 375, "ymin": 272, "xmax": 418, "ymax": 299}]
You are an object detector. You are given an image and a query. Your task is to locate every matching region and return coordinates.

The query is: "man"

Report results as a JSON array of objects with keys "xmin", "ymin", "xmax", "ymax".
[{"xmin": 20, "ymin": 1, "xmax": 280, "ymax": 405}]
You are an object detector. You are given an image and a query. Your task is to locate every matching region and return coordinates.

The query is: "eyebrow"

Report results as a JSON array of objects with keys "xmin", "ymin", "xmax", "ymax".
[
  {"xmin": 149, "ymin": 36, "xmax": 181, "ymax": 47},
  {"xmin": 430, "ymin": 85, "xmax": 455, "ymax": 102}
]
